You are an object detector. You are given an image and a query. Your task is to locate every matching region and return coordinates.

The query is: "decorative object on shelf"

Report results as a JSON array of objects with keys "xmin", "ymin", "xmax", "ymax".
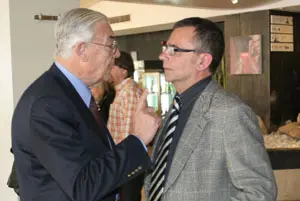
[
  {"xmin": 278, "ymin": 116, "xmax": 300, "ymax": 140},
  {"xmin": 264, "ymin": 131, "xmax": 300, "ymax": 149},
  {"xmin": 230, "ymin": 34, "xmax": 262, "ymax": 75},
  {"xmin": 270, "ymin": 15, "xmax": 294, "ymax": 52}
]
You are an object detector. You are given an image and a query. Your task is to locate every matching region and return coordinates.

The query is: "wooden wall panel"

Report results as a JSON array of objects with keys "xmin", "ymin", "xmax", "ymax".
[
  {"xmin": 224, "ymin": 11, "xmax": 270, "ymax": 125},
  {"xmin": 117, "ymin": 30, "xmax": 171, "ymax": 60},
  {"xmin": 224, "ymin": 15, "xmax": 242, "ymax": 98}
]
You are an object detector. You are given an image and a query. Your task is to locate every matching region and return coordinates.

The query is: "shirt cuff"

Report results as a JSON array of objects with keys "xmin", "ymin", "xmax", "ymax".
[{"xmin": 131, "ymin": 135, "xmax": 148, "ymax": 152}]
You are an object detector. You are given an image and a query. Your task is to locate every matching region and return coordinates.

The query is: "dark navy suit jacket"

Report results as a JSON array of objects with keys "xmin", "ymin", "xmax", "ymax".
[{"xmin": 12, "ymin": 63, "xmax": 151, "ymax": 201}]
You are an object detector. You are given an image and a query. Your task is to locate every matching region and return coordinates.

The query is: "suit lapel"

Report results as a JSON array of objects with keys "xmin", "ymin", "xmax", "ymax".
[
  {"xmin": 164, "ymin": 80, "xmax": 220, "ymax": 192},
  {"xmin": 48, "ymin": 64, "xmax": 114, "ymax": 150}
]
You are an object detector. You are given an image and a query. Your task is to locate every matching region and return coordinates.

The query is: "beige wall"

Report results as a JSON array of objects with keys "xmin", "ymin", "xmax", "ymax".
[
  {"xmin": 0, "ymin": 0, "xmax": 79, "ymax": 200},
  {"xmin": 10, "ymin": 0, "xmax": 78, "ymax": 105},
  {"xmin": 0, "ymin": 0, "xmax": 16, "ymax": 200}
]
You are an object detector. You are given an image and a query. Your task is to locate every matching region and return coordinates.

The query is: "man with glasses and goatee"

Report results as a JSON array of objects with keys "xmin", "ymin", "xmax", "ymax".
[{"xmin": 145, "ymin": 17, "xmax": 277, "ymax": 201}]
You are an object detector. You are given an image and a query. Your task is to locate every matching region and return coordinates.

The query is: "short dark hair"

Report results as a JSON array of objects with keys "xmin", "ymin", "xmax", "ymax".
[
  {"xmin": 115, "ymin": 51, "xmax": 134, "ymax": 78},
  {"xmin": 173, "ymin": 17, "xmax": 224, "ymax": 74}
]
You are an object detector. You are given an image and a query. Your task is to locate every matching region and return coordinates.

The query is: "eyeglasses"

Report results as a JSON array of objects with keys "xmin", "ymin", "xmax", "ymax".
[
  {"xmin": 161, "ymin": 40, "xmax": 206, "ymax": 56},
  {"xmin": 87, "ymin": 40, "xmax": 118, "ymax": 55}
]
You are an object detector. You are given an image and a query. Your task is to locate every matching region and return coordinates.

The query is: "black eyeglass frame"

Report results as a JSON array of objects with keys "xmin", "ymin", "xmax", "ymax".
[{"xmin": 161, "ymin": 40, "xmax": 208, "ymax": 56}]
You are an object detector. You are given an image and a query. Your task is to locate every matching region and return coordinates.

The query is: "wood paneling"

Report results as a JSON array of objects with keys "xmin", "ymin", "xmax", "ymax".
[
  {"xmin": 117, "ymin": 30, "xmax": 171, "ymax": 60},
  {"xmin": 224, "ymin": 15, "xmax": 242, "ymax": 98},
  {"xmin": 224, "ymin": 11, "xmax": 270, "ymax": 126}
]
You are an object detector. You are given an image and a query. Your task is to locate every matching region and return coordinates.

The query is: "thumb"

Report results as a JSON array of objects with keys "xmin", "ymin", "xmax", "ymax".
[{"xmin": 136, "ymin": 89, "xmax": 148, "ymax": 111}]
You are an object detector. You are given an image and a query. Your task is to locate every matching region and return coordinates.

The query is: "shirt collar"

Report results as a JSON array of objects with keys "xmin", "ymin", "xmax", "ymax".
[
  {"xmin": 55, "ymin": 61, "xmax": 91, "ymax": 108},
  {"xmin": 115, "ymin": 77, "xmax": 131, "ymax": 92},
  {"xmin": 177, "ymin": 76, "xmax": 212, "ymax": 108}
]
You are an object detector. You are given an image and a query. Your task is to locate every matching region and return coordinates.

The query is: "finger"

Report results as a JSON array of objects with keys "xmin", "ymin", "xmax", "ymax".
[
  {"xmin": 155, "ymin": 116, "xmax": 162, "ymax": 127},
  {"xmin": 136, "ymin": 89, "xmax": 148, "ymax": 111},
  {"xmin": 146, "ymin": 107, "xmax": 156, "ymax": 114}
]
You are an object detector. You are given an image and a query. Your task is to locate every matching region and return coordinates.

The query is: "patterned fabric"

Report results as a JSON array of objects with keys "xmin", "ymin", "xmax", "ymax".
[
  {"xmin": 149, "ymin": 96, "xmax": 181, "ymax": 201},
  {"xmin": 144, "ymin": 80, "xmax": 277, "ymax": 201},
  {"xmin": 108, "ymin": 78, "xmax": 142, "ymax": 144}
]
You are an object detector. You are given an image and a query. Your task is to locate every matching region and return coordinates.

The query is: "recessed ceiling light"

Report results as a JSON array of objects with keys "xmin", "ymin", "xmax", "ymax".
[{"xmin": 232, "ymin": 0, "xmax": 238, "ymax": 4}]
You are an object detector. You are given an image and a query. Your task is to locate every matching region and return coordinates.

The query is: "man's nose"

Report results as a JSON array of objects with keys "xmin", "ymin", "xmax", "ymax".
[{"xmin": 159, "ymin": 51, "xmax": 168, "ymax": 61}]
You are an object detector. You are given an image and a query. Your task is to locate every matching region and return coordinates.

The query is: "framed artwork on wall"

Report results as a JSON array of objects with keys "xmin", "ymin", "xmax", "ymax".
[{"xmin": 230, "ymin": 34, "xmax": 262, "ymax": 75}]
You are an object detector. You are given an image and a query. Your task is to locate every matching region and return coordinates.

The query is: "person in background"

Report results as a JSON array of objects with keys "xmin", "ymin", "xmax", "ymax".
[
  {"xmin": 107, "ymin": 51, "xmax": 145, "ymax": 201},
  {"xmin": 145, "ymin": 17, "xmax": 277, "ymax": 201},
  {"xmin": 11, "ymin": 8, "xmax": 160, "ymax": 201},
  {"xmin": 108, "ymin": 51, "xmax": 142, "ymax": 144}
]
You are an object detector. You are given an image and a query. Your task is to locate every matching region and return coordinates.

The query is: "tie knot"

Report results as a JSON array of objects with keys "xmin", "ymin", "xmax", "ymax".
[
  {"xmin": 173, "ymin": 95, "xmax": 182, "ymax": 110},
  {"xmin": 89, "ymin": 97, "xmax": 99, "ymax": 112}
]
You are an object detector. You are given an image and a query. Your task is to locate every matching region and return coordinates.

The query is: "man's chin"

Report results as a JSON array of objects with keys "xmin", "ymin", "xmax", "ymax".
[{"xmin": 102, "ymin": 71, "xmax": 111, "ymax": 81}]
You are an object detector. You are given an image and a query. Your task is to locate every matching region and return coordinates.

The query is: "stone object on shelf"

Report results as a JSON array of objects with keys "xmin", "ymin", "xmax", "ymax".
[
  {"xmin": 278, "ymin": 122, "xmax": 298, "ymax": 135},
  {"xmin": 288, "ymin": 126, "xmax": 300, "ymax": 140},
  {"xmin": 278, "ymin": 122, "xmax": 300, "ymax": 140}
]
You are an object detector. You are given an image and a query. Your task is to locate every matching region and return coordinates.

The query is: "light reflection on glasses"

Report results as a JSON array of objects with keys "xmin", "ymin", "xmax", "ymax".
[{"xmin": 161, "ymin": 40, "xmax": 207, "ymax": 56}]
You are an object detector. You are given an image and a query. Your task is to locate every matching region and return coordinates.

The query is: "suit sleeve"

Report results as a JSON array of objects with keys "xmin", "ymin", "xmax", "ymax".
[
  {"xmin": 29, "ymin": 97, "xmax": 151, "ymax": 201},
  {"xmin": 223, "ymin": 105, "xmax": 277, "ymax": 201}
]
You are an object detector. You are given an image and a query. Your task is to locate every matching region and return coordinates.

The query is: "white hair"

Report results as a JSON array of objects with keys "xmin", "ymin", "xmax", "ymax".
[{"xmin": 54, "ymin": 8, "xmax": 108, "ymax": 58}]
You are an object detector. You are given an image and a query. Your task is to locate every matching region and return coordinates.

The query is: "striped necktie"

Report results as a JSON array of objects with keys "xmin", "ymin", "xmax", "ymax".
[{"xmin": 149, "ymin": 95, "xmax": 181, "ymax": 201}]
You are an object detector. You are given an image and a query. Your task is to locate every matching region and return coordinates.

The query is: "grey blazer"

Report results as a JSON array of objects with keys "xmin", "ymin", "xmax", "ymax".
[{"xmin": 145, "ymin": 80, "xmax": 277, "ymax": 201}]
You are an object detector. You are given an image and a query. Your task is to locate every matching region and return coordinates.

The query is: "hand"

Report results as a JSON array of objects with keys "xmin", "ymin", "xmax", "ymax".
[{"xmin": 131, "ymin": 89, "xmax": 161, "ymax": 145}]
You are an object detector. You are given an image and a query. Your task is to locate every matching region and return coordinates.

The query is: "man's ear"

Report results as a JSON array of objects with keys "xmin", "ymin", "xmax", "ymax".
[
  {"xmin": 75, "ymin": 42, "xmax": 88, "ymax": 62},
  {"xmin": 196, "ymin": 53, "xmax": 213, "ymax": 72}
]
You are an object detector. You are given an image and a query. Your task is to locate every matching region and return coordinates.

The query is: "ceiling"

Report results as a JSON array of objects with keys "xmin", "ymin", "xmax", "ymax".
[
  {"xmin": 81, "ymin": 0, "xmax": 300, "ymax": 13},
  {"xmin": 103, "ymin": 0, "xmax": 281, "ymax": 9},
  {"xmin": 281, "ymin": 5, "xmax": 300, "ymax": 12}
]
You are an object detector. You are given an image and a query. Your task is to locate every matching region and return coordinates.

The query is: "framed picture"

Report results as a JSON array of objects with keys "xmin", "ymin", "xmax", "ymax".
[{"xmin": 230, "ymin": 34, "xmax": 262, "ymax": 75}]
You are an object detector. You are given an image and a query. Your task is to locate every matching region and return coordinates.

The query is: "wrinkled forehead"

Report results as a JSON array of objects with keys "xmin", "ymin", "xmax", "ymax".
[
  {"xmin": 168, "ymin": 26, "xmax": 197, "ymax": 46},
  {"xmin": 93, "ymin": 21, "xmax": 115, "ymax": 42}
]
